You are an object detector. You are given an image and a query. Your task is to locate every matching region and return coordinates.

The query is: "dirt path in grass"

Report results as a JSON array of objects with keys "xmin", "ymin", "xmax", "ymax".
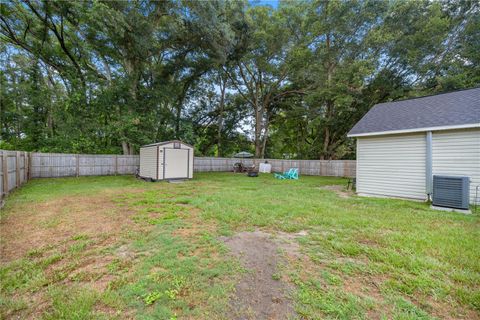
[
  {"xmin": 317, "ymin": 185, "xmax": 353, "ymax": 198},
  {"xmin": 221, "ymin": 230, "xmax": 306, "ymax": 320}
]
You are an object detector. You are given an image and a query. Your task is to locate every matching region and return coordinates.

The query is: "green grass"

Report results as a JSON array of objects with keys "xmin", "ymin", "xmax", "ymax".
[
  {"xmin": 1, "ymin": 173, "xmax": 479, "ymax": 319},
  {"xmin": 1, "ymin": 175, "xmax": 140, "ymax": 207}
]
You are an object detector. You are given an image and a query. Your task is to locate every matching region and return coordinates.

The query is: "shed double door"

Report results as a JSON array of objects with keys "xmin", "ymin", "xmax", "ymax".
[{"xmin": 163, "ymin": 148, "xmax": 189, "ymax": 179}]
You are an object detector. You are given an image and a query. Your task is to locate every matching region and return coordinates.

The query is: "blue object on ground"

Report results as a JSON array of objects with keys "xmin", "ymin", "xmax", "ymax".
[{"xmin": 274, "ymin": 168, "xmax": 299, "ymax": 180}]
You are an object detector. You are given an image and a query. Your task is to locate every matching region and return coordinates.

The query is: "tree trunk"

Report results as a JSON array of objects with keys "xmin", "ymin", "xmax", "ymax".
[
  {"xmin": 321, "ymin": 29, "xmax": 334, "ymax": 160},
  {"xmin": 123, "ymin": 58, "xmax": 139, "ymax": 155},
  {"xmin": 254, "ymin": 104, "xmax": 263, "ymax": 158},
  {"xmin": 121, "ymin": 141, "xmax": 134, "ymax": 155},
  {"xmin": 45, "ymin": 67, "xmax": 56, "ymax": 138},
  {"xmin": 320, "ymin": 126, "xmax": 330, "ymax": 160},
  {"xmin": 175, "ymin": 103, "xmax": 181, "ymax": 138},
  {"xmin": 175, "ymin": 86, "xmax": 189, "ymax": 138},
  {"xmin": 260, "ymin": 124, "xmax": 269, "ymax": 159},
  {"xmin": 217, "ymin": 75, "xmax": 226, "ymax": 157}
]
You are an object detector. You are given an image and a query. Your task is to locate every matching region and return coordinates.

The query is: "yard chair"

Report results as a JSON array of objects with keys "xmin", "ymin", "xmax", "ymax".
[
  {"xmin": 233, "ymin": 162, "xmax": 244, "ymax": 173},
  {"xmin": 274, "ymin": 168, "xmax": 299, "ymax": 180},
  {"xmin": 274, "ymin": 168, "xmax": 292, "ymax": 179},
  {"xmin": 285, "ymin": 168, "xmax": 299, "ymax": 180},
  {"xmin": 274, "ymin": 172, "xmax": 287, "ymax": 179}
]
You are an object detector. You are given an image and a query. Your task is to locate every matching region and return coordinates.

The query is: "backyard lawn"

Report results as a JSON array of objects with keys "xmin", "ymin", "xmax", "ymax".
[{"xmin": 1, "ymin": 173, "xmax": 479, "ymax": 319}]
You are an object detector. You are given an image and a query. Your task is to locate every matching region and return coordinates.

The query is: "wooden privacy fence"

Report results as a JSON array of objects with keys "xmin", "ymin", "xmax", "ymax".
[
  {"xmin": 193, "ymin": 157, "xmax": 356, "ymax": 177},
  {"xmin": 0, "ymin": 150, "xmax": 29, "ymax": 203},
  {"xmin": 0, "ymin": 149, "xmax": 355, "ymax": 204},
  {"xmin": 28, "ymin": 153, "xmax": 355, "ymax": 178},
  {"xmin": 0, "ymin": 150, "xmax": 139, "ymax": 204},
  {"xmin": 30, "ymin": 153, "xmax": 139, "ymax": 178}
]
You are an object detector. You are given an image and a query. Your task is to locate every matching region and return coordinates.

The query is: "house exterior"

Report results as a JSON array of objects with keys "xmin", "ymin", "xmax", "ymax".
[
  {"xmin": 348, "ymin": 87, "xmax": 480, "ymax": 204},
  {"xmin": 139, "ymin": 140, "xmax": 194, "ymax": 181}
]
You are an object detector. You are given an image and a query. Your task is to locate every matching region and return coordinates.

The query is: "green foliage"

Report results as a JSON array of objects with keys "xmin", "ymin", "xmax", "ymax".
[
  {"xmin": 268, "ymin": 0, "xmax": 480, "ymax": 160},
  {"xmin": 143, "ymin": 291, "xmax": 162, "ymax": 305},
  {"xmin": 0, "ymin": 0, "xmax": 478, "ymax": 158}
]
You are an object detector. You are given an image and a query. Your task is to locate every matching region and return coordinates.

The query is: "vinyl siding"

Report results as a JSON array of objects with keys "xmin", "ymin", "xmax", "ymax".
[
  {"xmin": 188, "ymin": 148, "xmax": 193, "ymax": 178},
  {"xmin": 432, "ymin": 128, "xmax": 480, "ymax": 204},
  {"xmin": 357, "ymin": 133, "xmax": 427, "ymax": 200},
  {"xmin": 139, "ymin": 146, "xmax": 157, "ymax": 179}
]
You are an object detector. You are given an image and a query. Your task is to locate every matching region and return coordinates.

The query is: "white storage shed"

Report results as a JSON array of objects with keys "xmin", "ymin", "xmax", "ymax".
[
  {"xmin": 348, "ymin": 88, "xmax": 480, "ymax": 204},
  {"xmin": 139, "ymin": 140, "xmax": 194, "ymax": 181}
]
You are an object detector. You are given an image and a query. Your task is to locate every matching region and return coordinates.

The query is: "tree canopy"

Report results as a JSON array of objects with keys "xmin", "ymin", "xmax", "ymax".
[{"xmin": 1, "ymin": 0, "xmax": 478, "ymax": 158}]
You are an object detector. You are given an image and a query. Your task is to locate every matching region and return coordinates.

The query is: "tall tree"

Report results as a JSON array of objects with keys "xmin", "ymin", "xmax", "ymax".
[
  {"xmin": 225, "ymin": 5, "xmax": 304, "ymax": 158},
  {"xmin": 1, "ymin": 0, "xmax": 248, "ymax": 154},
  {"xmin": 1, "ymin": 0, "xmax": 478, "ymax": 158}
]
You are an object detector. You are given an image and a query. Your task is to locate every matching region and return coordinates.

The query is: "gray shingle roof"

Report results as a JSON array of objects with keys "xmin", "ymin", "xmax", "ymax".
[{"xmin": 348, "ymin": 87, "xmax": 480, "ymax": 137}]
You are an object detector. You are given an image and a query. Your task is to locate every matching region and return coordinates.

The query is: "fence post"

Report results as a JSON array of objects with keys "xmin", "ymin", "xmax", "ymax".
[
  {"xmin": 2, "ymin": 152, "xmax": 8, "ymax": 197},
  {"xmin": 23, "ymin": 152, "xmax": 27, "ymax": 182},
  {"xmin": 27, "ymin": 152, "xmax": 32, "ymax": 180},
  {"xmin": 0, "ymin": 152, "xmax": 2, "ymax": 204},
  {"xmin": 115, "ymin": 155, "xmax": 118, "ymax": 175},
  {"xmin": 22, "ymin": 152, "xmax": 26, "ymax": 182},
  {"xmin": 76, "ymin": 154, "xmax": 80, "ymax": 177},
  {"xmin": 15, "ymin": 151, "xmax": 20, "ymax": 188}
]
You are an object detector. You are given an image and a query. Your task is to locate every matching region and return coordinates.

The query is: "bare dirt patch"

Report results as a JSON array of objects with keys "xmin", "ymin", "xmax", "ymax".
[
  {"xmin": 221, "ymin": 230, "xmax": 307, "ymax": 320},
  {"xmin": 340, "ymin": 265, "xmax": 478, "ymax": 320},
  {"xmin": 0, "ymin": 192, "xmax": 142, "ymax": 262},
  {"xmin": 342, "ymin": 274, "xmax": 388, "ymax": 319},
  {"xmin": 317, "ymin": 185, "xmax": 353, "ymax": 198},
  {"xmin": 422, "ymin": 297, "xmax": 480, "ymax": 320},
  {"xmin": 0, "ymin": 190, "xmax": 149, "ymax": 319}
]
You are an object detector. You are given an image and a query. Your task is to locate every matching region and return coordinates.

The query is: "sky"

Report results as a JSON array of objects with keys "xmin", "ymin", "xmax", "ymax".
[{"xmin": 250, "ymin": 0, "xmax": 279, "ymax": 9}]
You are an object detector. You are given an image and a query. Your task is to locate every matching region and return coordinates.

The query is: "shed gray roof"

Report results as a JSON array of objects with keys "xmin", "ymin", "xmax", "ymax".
[
  {"xmin": 142, "ymin": 140, "xmax": 194, "ymax": 148},
  {"xmin": 348, "ymin": 87, "xmax": 480, "ymax": 137}
]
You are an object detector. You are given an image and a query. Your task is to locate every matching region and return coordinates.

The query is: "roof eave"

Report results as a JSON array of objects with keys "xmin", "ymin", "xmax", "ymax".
[
  {"xmin": 141, "ymin": 140, "xmax": 194, "ymax": 148},
  {"xmin": 347, "ymin": 123, "xmax": 480, "ymax": 138}
]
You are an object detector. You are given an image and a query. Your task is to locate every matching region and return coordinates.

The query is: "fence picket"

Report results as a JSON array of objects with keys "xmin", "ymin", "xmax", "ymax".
[
  {"xmin": 15, "ymin": 152, "xmax": 20, "ymax": 188},
  {"xmin": 2, "ymin": 152, "xmax": 7, "ymax": 198}
]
